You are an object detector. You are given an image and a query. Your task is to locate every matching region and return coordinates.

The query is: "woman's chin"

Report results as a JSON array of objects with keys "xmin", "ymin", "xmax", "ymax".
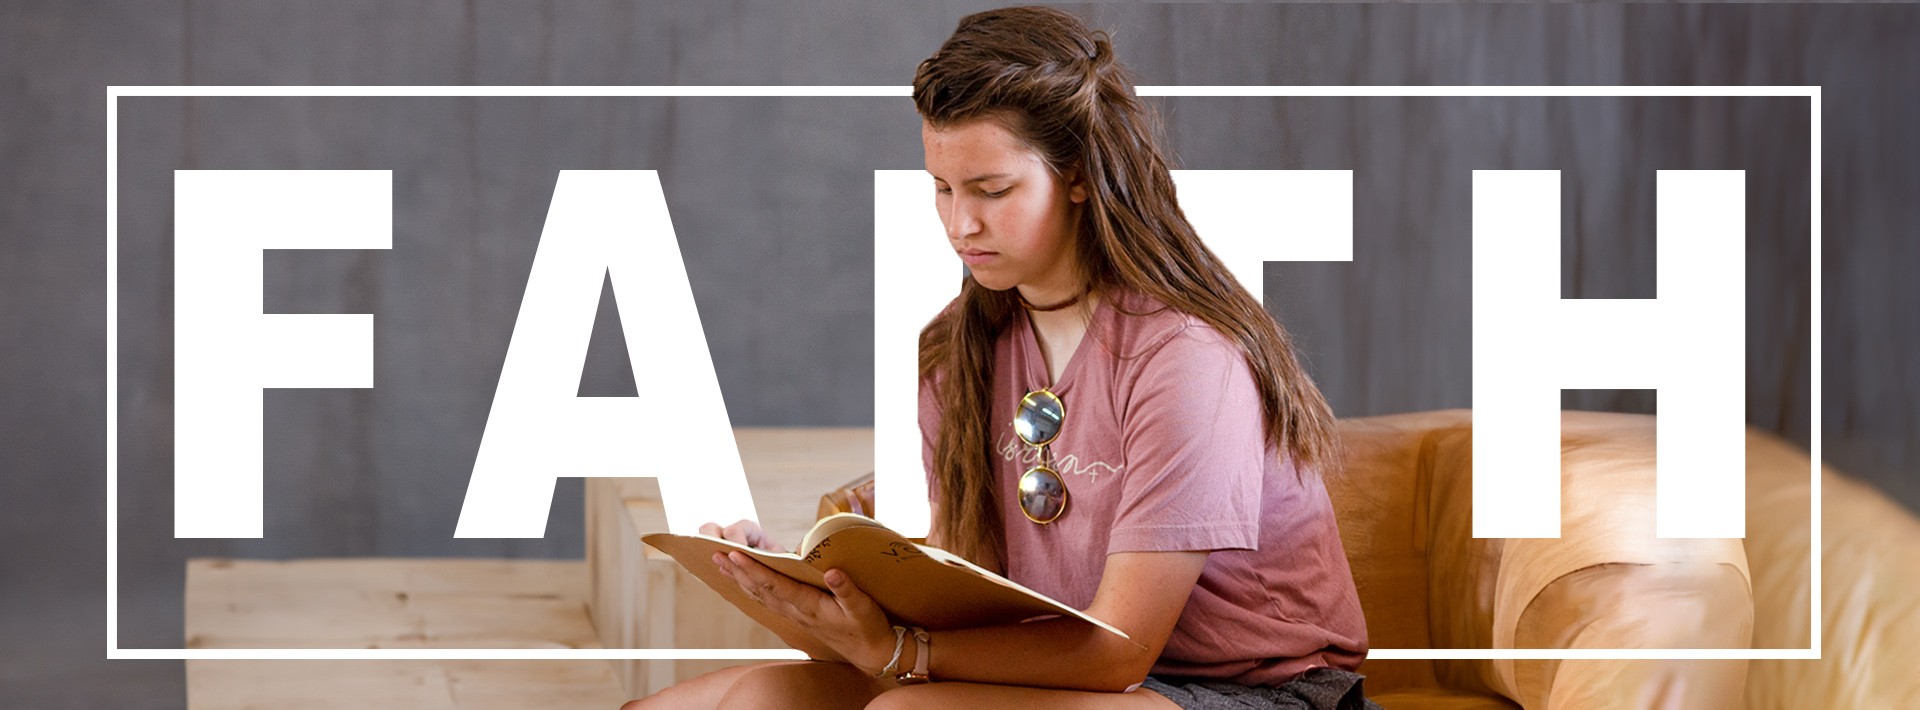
[{"xmin": 966, "ymin": 273, "xmax": 1020, "ymax": 292}]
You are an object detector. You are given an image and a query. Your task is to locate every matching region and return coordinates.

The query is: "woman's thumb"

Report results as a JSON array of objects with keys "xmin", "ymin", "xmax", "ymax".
[{"xmin": 824, "ymin": 569, "xmax": 872, "ymax": 611}]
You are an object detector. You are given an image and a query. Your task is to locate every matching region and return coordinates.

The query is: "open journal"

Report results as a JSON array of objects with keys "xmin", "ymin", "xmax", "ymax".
[{"xmin": 641, "ymin": 513, "xmax": 1131, "ymax": 643}]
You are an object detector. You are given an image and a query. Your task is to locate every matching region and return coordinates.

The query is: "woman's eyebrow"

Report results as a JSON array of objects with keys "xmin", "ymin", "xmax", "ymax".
[
  {"xmin": 961, "ymin": 173, "xmax": 1013, "ymax": 185},
  {"xmin": 925, "ymin": 171, "xmax": 1014, "ymax": 184}
]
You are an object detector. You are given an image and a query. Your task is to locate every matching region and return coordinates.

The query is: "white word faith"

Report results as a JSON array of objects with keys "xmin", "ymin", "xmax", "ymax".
[{"xmin": 171, "ymin": 168, "xmax": 1742, "ymax": 541}]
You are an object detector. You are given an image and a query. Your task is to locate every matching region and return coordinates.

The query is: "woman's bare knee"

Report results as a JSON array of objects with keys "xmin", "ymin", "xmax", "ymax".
[
  {"xmin": 716, "ymin": 661, "xmax": 887, "ymax": 710},
  {"xmin": 622, "ymin": 661, "xmax": 797, "ymax": 710},
  {"xmin": 865, "ymin": 685, "xmax": 971, "ymax": 710},
  {"xmin": 864, "ymin": 682, "xmax": 1179, "ymax": 710}
]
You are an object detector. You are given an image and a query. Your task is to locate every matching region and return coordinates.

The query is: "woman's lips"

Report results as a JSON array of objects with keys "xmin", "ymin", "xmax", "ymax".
[{"xmin": 958, "ymin": 249, "xmax": 997, "ymax": 266}]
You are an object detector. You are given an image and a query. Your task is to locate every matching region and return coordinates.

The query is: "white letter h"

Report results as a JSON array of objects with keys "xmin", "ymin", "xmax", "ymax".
[{"xmin": 1471, "ymin": 170, "xmax": 1747, "ymax": 540}]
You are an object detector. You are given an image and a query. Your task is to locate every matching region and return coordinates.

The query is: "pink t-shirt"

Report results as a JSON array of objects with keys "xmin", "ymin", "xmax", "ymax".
[{"xmin": 919, "ymin": 289, "xmax": 1369, "ymax": 686}]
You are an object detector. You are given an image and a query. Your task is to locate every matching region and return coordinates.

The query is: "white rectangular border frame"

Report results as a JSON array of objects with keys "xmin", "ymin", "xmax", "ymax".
[{"xmin": 107, "ymin": 85, "xmax": 1821, "ymax": 661}]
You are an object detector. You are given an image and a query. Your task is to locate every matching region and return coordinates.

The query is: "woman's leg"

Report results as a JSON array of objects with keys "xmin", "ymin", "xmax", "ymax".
[
  {"xmin": 625, "ymin": 662, "xmax": 1182, "ymax": 710},
  {"xmin": 620, "ymin": 660, "xmax": 892, "ymax": 710},
  {"xmin": 864, "ymin": 682, "xmax": 1180, "ymax": 710},
  {"xmin": 716, "ymin": 660, "xmax": 894, "ymax": 710},
  {"xmin": 620, "ymin": 661, "xmax": 794, "ymax": 710}
]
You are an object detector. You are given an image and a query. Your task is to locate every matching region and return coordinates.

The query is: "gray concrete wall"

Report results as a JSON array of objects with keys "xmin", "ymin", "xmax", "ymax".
[{"xmin": 2, "ymin": 3, "xmax": 1914, "ymax": 708}]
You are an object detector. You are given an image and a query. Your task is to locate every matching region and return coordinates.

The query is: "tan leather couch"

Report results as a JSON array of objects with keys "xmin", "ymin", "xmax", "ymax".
[
  {"xmin": 1740, "ymin": 422, "xmax": 1920, "ymax": 708},
  {"xmin": 1331, "ymin": 410, "xmax": 1920, "ymax": 709}
]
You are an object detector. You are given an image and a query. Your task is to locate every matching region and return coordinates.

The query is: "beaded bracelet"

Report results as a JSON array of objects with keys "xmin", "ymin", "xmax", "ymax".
[{"xmin": 874, "ymin": 625, "xmax": 909, "ymax": 678}]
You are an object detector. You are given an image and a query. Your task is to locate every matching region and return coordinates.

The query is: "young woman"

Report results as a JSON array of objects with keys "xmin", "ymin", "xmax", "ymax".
[{"xmin": 626, "ymin": 7, "xmax": 1375, "ymax": 709}]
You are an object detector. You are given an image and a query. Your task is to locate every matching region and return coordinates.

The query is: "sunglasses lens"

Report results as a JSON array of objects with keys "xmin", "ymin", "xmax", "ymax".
[
  {"xmin": 1018, "ymin": 466, "xmax": 1068, "ymax": 524},
  {"xmin": 1014, "ymin": 390, "xmax": 1065, "ymax": 446}
]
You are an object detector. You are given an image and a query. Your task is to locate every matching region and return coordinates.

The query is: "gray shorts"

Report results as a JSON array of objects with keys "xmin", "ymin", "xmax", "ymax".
[{"xmin": 1139, "ymin": 668, "xmax": 1382, "ymax": 710}]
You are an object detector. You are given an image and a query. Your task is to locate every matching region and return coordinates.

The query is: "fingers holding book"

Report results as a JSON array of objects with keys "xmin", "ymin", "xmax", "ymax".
[
  {"xmin": 698, "ymin": 519, "xmax": 789, "ymax": 554},
  {"xmin": 710, "ymin": 551, "xmax": 819, "ymax": 619},
  {"xmin": 737, "ymin": 576, "xmax": 776, "ymax": 605},
  {"xmin": 711, "ymin": 550, "xmax": 898, "ymax": 676}
]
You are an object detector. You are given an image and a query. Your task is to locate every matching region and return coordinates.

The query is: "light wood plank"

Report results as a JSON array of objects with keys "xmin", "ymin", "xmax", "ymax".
[
  {"xmin": 187, "ymin": 660, "xmax": 628, "ymax": 710},
  {"xmin": 186, "ymin": 558, "xmax": 604, "ymax": 650},
  {"xmin": 186, "ymin": 558, "xmax": 626, "ymax": 709}
]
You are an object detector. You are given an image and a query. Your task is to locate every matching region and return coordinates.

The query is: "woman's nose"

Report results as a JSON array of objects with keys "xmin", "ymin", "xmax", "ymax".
[{"xmin": 945, "ymin": 197, "xmax": 982, "ymax": 241}]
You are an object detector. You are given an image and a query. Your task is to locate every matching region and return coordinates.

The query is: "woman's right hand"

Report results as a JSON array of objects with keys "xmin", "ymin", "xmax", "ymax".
[
  {"xmin": 696, "ymin": 519, "xmax": 841, "ymax": 663},
  {"xmin": 699, "ymin": 519, "xmax": 788, "ymax": 553}
]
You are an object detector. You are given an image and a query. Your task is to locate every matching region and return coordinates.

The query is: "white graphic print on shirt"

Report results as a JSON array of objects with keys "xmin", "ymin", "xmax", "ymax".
[{"xmin": 996, "ymin": 432, "xmax": 1123, "ymax": 480}]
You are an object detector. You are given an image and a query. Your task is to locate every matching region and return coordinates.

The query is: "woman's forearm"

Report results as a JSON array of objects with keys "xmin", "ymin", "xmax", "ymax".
[
  {"xmin": 882, "ymin": 550, "xmax": 1204, "ymax": 691},
  {"xmin": 902, "ymin": 617, "xmax": 1156, "ymax": 692}
]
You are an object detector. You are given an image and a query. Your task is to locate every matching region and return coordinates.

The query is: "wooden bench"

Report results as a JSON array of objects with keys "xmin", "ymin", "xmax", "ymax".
[
  {"xmin": 185, "ymin": 558, "xmax": 628, "ymax": 709},
  {"xmin": 182, "ymin": 427, "xmax": 873, "ymax": 704}
]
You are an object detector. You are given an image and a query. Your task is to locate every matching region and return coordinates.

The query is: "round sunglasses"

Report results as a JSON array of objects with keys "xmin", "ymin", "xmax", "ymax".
[{"xmin": 1013, "ymin": 389, "xmax": 1070, "ymax": 524}]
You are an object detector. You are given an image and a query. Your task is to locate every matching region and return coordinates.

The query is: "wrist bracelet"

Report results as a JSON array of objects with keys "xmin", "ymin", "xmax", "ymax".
[
  {"xmin": 875, "ymin": 625, "xmax": 909, "ymax": 678},
  {"xmin": 895, "ymin": 626, "xmax": 932, "ymax": 684}
]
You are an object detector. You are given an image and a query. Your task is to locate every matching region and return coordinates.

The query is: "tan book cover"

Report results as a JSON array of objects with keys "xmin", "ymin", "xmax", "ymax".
[{"xmin": 641, "ymin": 513, "xmax": 1131, "ymax": 644}]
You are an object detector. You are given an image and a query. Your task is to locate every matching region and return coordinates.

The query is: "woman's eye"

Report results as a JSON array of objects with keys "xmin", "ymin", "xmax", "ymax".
[
  {"xmin": 935, "ymin": 185, "xmax": 952, "ymax": 195},
  {"xmin": 982, "ymin": 187, "xmax": 1010, "ymax": 198}
]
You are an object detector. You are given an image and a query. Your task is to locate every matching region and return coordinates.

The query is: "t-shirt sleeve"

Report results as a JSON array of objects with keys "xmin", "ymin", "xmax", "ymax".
[{"xmin": 1108, "ymin": 326, "xmax": 1265, "ymax": 554}]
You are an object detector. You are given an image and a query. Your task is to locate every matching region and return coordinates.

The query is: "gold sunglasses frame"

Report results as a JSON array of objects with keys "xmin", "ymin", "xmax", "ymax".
[{"xmin": 1013, "ymin": 389, "xmax": 1070, "ymax": 525}]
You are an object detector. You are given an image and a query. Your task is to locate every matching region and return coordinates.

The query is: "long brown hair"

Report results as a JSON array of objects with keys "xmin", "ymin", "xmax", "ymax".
[{"xmin": 914, "ymin": 6, "xmax": 1340, "ymax": 568}]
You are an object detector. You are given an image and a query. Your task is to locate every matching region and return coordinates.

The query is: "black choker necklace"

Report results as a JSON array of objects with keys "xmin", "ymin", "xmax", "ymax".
[{"xmin": 1017, "ymin": 289, "xmax": 1086, "ymax": 312}]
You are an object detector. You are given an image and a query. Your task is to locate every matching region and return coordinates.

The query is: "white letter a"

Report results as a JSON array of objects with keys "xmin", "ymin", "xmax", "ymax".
[{"xmin": 456, "ymin": 171, "xmax": 757, "ymax": 538}]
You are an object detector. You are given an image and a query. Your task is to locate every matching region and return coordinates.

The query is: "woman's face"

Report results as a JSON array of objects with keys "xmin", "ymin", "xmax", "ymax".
[{"xmin": 922, "ymin": 118, "xmax": 1088, "ymax": 301}]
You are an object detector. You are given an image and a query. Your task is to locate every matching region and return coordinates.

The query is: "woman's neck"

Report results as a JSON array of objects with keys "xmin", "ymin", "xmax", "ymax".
[{"xmin": 1025, "ymin": 292, "xmax": 1098, "ymax": 385}]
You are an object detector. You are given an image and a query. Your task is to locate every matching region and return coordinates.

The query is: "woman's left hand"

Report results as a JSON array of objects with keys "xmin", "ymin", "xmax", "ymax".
[{"xmin": 712, "ymin": 551, "xmax": 897, "ymax": 675}]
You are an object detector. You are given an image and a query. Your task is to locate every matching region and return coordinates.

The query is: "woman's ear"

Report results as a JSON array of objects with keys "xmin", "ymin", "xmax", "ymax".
[{"xmin": 1067, "ymin": 168, "xmax": 1090, "ymax": 204}]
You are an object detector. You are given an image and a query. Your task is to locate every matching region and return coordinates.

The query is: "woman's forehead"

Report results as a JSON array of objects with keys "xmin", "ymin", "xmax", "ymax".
[{"xmin": 922, "ymin": 119, "xmax": 1048, "ymax": 179}]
